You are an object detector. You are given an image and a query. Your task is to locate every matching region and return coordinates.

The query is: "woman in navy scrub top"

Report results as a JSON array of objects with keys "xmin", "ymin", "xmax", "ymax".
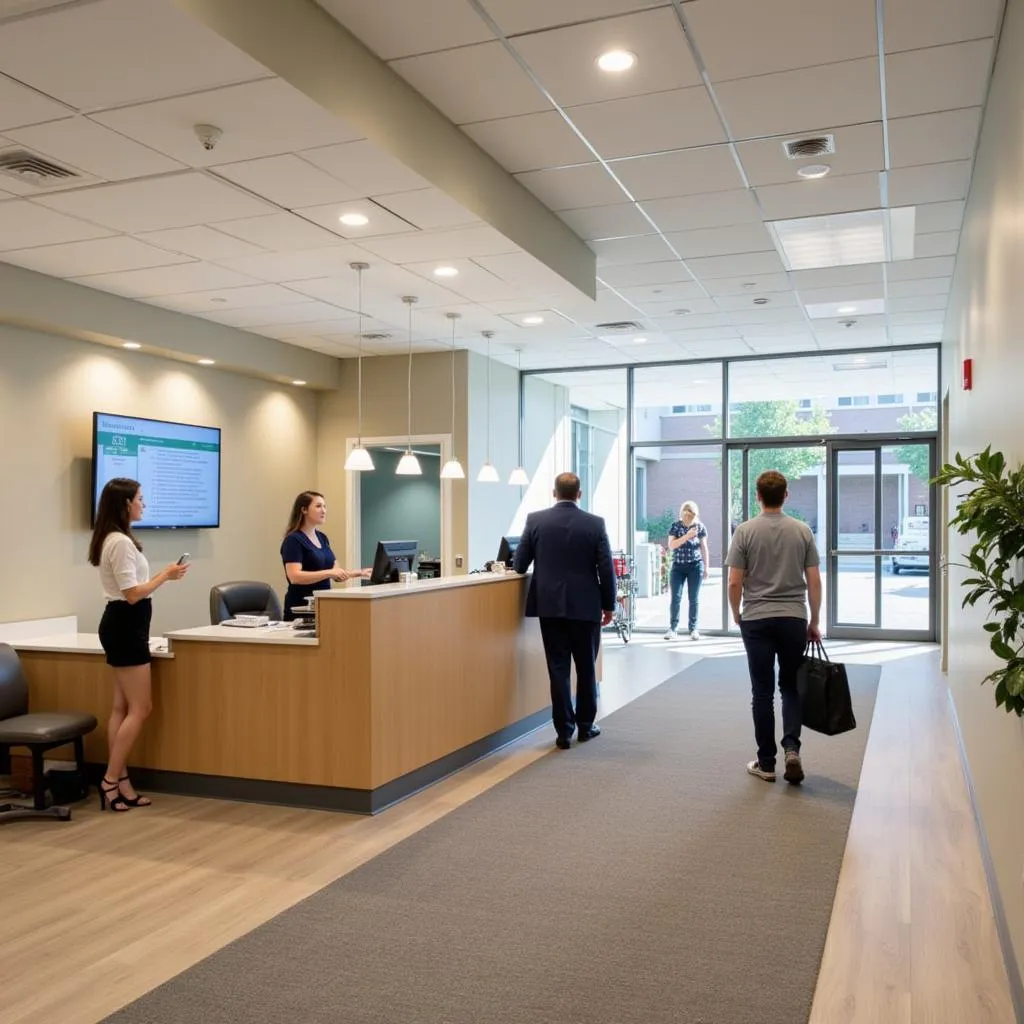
[{"xmin": 281, "ymin": 491, "xmax": 370, "ymax": 618}]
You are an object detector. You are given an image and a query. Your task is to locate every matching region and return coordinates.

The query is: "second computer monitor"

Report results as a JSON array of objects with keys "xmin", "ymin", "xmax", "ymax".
[
  {"xmin": 497, "ymin": 535, "xmax": 520, "ymax": 568},
  {"xmin": 369, "ymin": 539, "xmax": 419, "ymax": 585}
]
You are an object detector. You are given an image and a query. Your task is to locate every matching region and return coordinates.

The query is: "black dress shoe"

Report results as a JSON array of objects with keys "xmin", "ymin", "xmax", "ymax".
[
  {"xmin": 555, "ymin": 736, "xmax": 572, "ymax": 750},
  {"xmin": 577, "ymin": 724, "xmax": 601, "ymax": 742}
]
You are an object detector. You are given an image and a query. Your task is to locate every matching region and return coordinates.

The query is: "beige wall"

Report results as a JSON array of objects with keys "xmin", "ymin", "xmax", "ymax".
[
  {"xmin": 943, "ymin": 0, "xmax": 1024, "ymax": 993},
  {"xmin": 0, "ymin": 324, "xmax": 318, "ymax": 634},
  {"xmin": 317, "ymin": 350, "xmax": 470, "ymax": 570}
]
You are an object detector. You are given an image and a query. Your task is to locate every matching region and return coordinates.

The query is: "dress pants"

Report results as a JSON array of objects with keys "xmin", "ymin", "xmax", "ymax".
[{"xmin": 538, "ymin": 617, "xmax": 600, "ymax": 740}]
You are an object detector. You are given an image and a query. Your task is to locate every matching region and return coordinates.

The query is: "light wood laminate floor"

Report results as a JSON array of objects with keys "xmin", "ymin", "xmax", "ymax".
[{"xmin": 0, "ymin": 640, "xmax": 1016, "ymax": 1024}]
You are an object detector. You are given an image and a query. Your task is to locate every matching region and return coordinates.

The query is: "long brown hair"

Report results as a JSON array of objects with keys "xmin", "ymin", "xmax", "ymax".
[
  {"xmin": 89, "ymin": 477, "xmax": 142, "ymax": 566},
  {"xmin": 284, "ymin": 490, "xmax": 324, "ymax": 537}
]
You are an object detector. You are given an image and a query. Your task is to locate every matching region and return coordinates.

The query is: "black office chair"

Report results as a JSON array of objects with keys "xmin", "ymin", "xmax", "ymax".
[
  {"xmin": 0, "ymin": 643, "xmax": 97, "ymax": 823},
  {"xmin": 209, "ymin": 581, "xmax": 283, "ymax": 625}
]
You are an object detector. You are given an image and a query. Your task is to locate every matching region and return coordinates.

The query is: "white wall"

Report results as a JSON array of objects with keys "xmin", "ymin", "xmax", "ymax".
[
  {"xmin": 0, "ymin": 325, "xmax": 318, "ymax": 634},
  {"xmin": 943, "ymin": 0, "xmax": 1024, "ymax": 994}
]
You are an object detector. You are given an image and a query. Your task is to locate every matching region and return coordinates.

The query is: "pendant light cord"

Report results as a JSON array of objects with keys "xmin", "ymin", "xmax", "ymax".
[
  {"xmin": 450, "ymin": 318, "xmax": 457, "ymax": 439},
  {"xmin": 407, "ymin": 299, "xmax": 414, "ymax": 448},
  {"xmin": 486, "ymin": 335, "xmax": 492, "ymax": 463},
  {"xmin": 356, "ymin": 267, "xmax": 363, "ymax": 443}
]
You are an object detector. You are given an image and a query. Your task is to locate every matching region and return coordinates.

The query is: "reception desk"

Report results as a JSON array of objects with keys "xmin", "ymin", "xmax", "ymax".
[{"xmin": 12, "ymin": 574, "xmax": 590, "ymax": 813}]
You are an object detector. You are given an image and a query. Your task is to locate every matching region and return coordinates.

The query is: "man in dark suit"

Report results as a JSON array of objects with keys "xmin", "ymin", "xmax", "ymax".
[{"xmin": 513, "ymin": 472, "xmax": 616, "ymax": 749}]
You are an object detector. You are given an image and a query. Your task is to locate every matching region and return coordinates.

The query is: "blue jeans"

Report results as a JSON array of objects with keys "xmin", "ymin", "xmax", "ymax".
[
  {"xmin": 738, "ymin": 616, "xmax": 806, "ymax": 770},
  {"xmin": 669, "ymin": 561, "xmax": 703, "ymax": 632}
]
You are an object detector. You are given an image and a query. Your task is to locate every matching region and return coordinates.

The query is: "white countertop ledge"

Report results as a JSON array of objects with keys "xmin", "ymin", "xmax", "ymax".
[
  {"xmin": 13, "ymin": 633, "xmax": 175, "ymax": 658},
  {"xmin": 165, "ymin": 624, "xmax": 319, "ymax": 646},
  {"xmin": 318, "ymin": 572, "xmax": 524, "ymax": 600}
]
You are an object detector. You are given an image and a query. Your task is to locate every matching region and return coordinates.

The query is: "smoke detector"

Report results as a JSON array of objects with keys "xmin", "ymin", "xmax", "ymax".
[
  {"xmin": 783, "ymin": 135, "xmax": 836, "ymax": 160},
  {"xmin": 193, "ymin": 124, "xmax": 223, "ymax": 152}
]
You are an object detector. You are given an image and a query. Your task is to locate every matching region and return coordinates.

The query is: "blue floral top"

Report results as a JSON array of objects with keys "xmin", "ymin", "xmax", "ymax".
[{"xmin": 668, "ymin": 520, "xmax": 707, "ymax": 566}]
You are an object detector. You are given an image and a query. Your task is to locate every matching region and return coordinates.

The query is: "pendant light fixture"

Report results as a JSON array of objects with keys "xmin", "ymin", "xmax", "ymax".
[
  {"xmin": 508, "ymin": 347, "xmax": 530, "ymax": 486},
  {"xmin": 440, "ymin": 312, "xmax": 465, "ymax": 480},
  {"xmin": 396, "ymin": 295, "xmax": 422, "ymax": 476},
  {"xmin": 477, "ymin": 330, "xmax": 499, "ymax": 483},
  {"xmin": 344, "ymin": 261, "xmax": 374, "ymax": 471}
]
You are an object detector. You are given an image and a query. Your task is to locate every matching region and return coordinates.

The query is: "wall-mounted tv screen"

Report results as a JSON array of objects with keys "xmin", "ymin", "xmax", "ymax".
[{"xmin": 92, "ymin": 412, "xmax": 221, "ymax": 529}]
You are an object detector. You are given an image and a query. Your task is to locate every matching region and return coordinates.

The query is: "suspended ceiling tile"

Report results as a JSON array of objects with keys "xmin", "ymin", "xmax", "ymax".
[
  {"xmin": 684, "ymin": 0, "xmax": 877, "ymax": 83},
  {"xmin": 714, "ymin": 290, "xmax": 799, "ymax": 312},
  {"xmin": 0, "ymin": 76, "xmax": 71, "ymax": 131},
  {"xmin": 789, "ymin": 264, "xmax": 884, "ymax": 289},
  {"xmin": 564, "ymin": 87, "xmax": 724, "ymax": 160},
  {"xmin": 0, "ymin": 235, "xmax": 191, "ymax": 277},
  {"xmin": 212, "ymin": 154, "xmax": 363, "ymax": 208},
  {"xmin": 887, "ymin": 256, "xmax": 956, "ymax": 281},
  {"xmin": 685, "ymin": 250, "xmax": 787, "ymax": 280},
  {"xmin": 214, "ymin": 212, "xmax": 353, "ymax": 251},
  {"xmin": 558, "ymin": 203, "xmax": 654, "ymax": 241},
  {"xmin": 884, "ymin": 0, "xmax": 1003, "ymax": 52},
  {"xmin": 755, "ymin": 172, "xmax": 882, "ymax": 221},
  {"xmin": 401, "ymin": 259, "xmax": 524, "ymax": 303},
  {"xmin": 888, "ymin": 294, "xmax": 949, "ymax": 313},
  {"xmin": 357, "ymin": 224, "xmax": 518, "ymax": 263},
  {"xmin": 610, "ymin": 146, "xmax": 744, "ymax": 200},
  {"xmin": 70, "ymin": 261, "xmax": 260, "ymax": 298},
  {"xmin": 663, "ymin": 222, "xmax": 775, "ymax": 259},
  {"xmin": 615, "ymin": 280, "xmax": 709, "ymax": 304},
  {"xmin": 591, "ymin": 234, "xmax": 676, "ymax": 266},
  {"xmin": 0, "ymin": 198, "xmax": 115, "ymax": 250},
  {"xmin": 640, "ymin": 190, "xmax": 763, "ymax": 231},
  {"xmin": 913, "ymin": 231, "xmax": 960, "ymax": 259},
  {"xmin": 202, "ymin": 301, "xmax": 353, "ymax": 328},
  {"xmin": 796, "ymin": 283, "xmax": 884, "ymax": 306},
  {"xmin": 736, "ymin": 121, "xmax": 883, "ymax": 187},
  {"xmin": 913, "ymin": 201, "xmax": 965, "ymax": 234},
  {"xmin": 391, "ymin": 41, "xmax": 549, "ymax": 124},
  {"xmin": 5, "ymin": 115, "xmax": 184, "ymax": 181},
  {"xmin": 703, "ymin": 273, "xmax": 794, "ymax": 297},
  {"xmin": 489, "ymin": 0, "xmax": 667, "ymax": 36},
  {"xmin": 35, "ymin": 172, "xmax": 277, "ymax": 232},
  {"xmin": 885, "ymin": 39, "xmax": 993, "ymax": 119},
  {"xmin": 213, "ymin": 245, "xmax": 374, "ymax": 284},
  {"xmin": 300, "ymin": 139, "xmax": 431, "ymax": 195},
  {"xmin": 511, "ymin": 8, "xmax": 702, "ymax": 108},
  {"xmin": 461, "ymin": 110, "xmax": 596, "ymax": 174},
  {"xmin": 296, "ymin": 199, "xmax": 413, "ymax": 239},
  {"xmin": 597, "ymin": 260, "xmax": 696, "ymax": 287},
  {"xmin": 92, "ymin": 78, "xmax": 363, "ymax": 168},
  {"xmin": 714, "ymin": 59, "xmax": 881, "ymax": 141},
  {"xmin": 0, "ymin": 0, "xmax": 272, "ymax": 110},
  {"xmin": 887, "ymin": 108, "xmax": 983, "ymax": 168},
  {"xmin": 135, "ymin": 225, "xmax": 267, "ymax": 261},
  {"xmin": 374, "ymin": 188, "xmax": 479, "ymax": 231},
  {"xmin": 151, "ymin": 283, "xmax": 317, "ymax": 313},
  {"xmin": 887, "ymin": 161, "xmax": 972, "ymax": 206},
  {"xmin": 886, "ymin": 277, "xmax": 951, "ymax": 299},
  {"xmin": 516, "ymin": 163, "xmax": 625, "ymax": 211}
]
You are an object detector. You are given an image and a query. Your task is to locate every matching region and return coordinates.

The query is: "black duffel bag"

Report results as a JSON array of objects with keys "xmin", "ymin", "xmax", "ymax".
[{"xmin": 796, "ymin": 640, "xmax": 857, "ymax": 736}]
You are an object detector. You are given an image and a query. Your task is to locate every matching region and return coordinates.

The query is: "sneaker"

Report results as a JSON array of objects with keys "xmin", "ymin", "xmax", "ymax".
[
  {"xmin": 746, "ymin": 759, "xmax": 776, "ymax": 782},
  {"xmin": 783, "ymin": 750, "xmax": 804, "ymax": 785},
  {"xmin": 663, "ymin": 629, "xmax": 677, "ymax": 640},
  {"xmin": 689, "ymin": 629, "xmax": 701, "ymax": 641}
]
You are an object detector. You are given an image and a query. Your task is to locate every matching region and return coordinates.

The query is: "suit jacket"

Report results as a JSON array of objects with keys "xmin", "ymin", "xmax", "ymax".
[{"xmin": 513, "ymin": 501, "xmax": 616, "ymax": 622}]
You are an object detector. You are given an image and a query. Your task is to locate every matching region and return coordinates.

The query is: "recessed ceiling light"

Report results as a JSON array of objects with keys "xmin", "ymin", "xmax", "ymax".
[
  {"xmin": 339, "ymin": 212, "xmax": 369, "ymax": 227},
  {"xmin": 291, "ymin": 379, "xmax": 307, "ymax": 386},
  {"xmin": 522, "ymin": 315, "xmax": 544, "ymax": 325},
  {"xmin": 597, "ymin": 49, "xmax": 636, "ymax": 73},
  {"xmin": 672, "ymin": 308, "xmax": 691, "ymax": 316},
  {"xmin": 797, "ymin": 164, "xmax": 831, "ymax": 180},
  {"xmin": 122, "ymin": 342, "xmax": 140, "ymax": 349},
  {"xmin": 633, "ymin": 337, "xmax": 647, "ymax": 344},
  {"xmin": 837, "ymin": 305, "xmax": 858, "ymax": 314},
  {"xmin": 433, "ymin": 265, "xmax": 458, "ymax": 278},
  {"xmin": 198, "ymin": 358, "xmax": 215, "ymax": 366}
]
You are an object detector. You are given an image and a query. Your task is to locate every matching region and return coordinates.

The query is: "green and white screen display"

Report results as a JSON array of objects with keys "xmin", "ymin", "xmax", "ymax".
[{"xmin": 93, "ymin": 412, "xmax": 221, "ymax": 528}]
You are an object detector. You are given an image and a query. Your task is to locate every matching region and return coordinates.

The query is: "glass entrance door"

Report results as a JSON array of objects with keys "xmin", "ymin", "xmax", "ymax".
[{"xmin": 826, "ymin": 440, "xmax": 936, "ymax": 640}]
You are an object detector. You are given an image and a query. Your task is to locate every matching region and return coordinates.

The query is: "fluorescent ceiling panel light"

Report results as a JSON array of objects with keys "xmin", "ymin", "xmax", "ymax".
[
  {"xmin": 804, "ymin": 298, "xmax": 886, "ymax": 319},
  {"xmin": 832, "ymin": 359, "xmax": 888, "ymax": 371},
  {"xmin": 767, "ymin": 208, "xmax": 916, "ymax": 271}
]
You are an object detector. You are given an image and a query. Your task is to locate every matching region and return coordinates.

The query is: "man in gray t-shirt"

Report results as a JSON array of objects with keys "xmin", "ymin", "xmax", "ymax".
[{"xmin": 725, "ymin": 470, "xmax": 822, "ymax": 785}]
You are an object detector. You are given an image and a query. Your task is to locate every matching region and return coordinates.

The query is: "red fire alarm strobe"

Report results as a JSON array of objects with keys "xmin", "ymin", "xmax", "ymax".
[{"xmin": 963, "ymin": 358, "xmax": 973, "ymax": 391}]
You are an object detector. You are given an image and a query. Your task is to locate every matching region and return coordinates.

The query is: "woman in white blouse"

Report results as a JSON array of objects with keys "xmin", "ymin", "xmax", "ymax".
[{"xmin": 87, "ymin": 477, "xmax": 189, "ymax": 812}]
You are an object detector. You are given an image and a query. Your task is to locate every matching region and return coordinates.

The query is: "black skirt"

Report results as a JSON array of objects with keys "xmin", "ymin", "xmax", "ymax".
[{"xmin": 98, "ymin": 598, "xmax": 152, "ymax": 668}]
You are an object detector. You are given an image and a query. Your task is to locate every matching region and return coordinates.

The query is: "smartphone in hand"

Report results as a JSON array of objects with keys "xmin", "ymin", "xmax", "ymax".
[{"xmin": 177, "ymin": 553, "xmax": 191, "ymax": 565}]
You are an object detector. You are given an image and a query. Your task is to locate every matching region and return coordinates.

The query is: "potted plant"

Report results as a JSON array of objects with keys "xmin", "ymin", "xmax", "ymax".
[{"xmin": 934, "ymin": 447, "xmax": 1024, "ymax": 716}]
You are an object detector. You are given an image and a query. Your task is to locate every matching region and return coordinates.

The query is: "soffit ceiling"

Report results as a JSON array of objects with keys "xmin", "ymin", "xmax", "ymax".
[{"xmin": 0, "ymin": 0, "xmax": 1003, "ymax": 373}]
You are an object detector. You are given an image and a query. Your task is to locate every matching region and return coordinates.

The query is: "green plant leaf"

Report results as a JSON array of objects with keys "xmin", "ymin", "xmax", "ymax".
[
  {"xmin": 983, "ymin": 622, "xmax": 1001, "ymax": 633},
  {"xmin": 1005, "ymin": 666, "xmax": 1024, "ymax": 697},
  {"xmin": 991, "ymin": 637, "xmax": 1016, "ymax": 661}
]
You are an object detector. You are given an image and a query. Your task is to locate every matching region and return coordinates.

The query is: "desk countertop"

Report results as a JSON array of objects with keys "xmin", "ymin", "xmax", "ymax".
[
  {"xmin": 165, "ymin": 624, "xmax": 319, "ymax": 646},
  {"xmin": 13, "ymin": 633, "xmax": 175, "ymax": 658},
  {"xmin": 318, "ymin": 571, "xmax": 524, "ymax": 601}
]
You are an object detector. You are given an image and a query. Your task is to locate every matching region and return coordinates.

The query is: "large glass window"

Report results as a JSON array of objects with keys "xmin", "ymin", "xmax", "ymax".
[{"xmin": 633, "ymin": 363, "xmax": 724, "ymax": 442}]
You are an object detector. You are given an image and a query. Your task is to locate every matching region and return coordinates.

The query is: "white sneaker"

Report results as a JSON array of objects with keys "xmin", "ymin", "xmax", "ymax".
[
  {"xmin": 663, "ymin": 629, "xmax": 677, "ymax": 640},
  {"xmin": 689, "ymin": 629, "xmax": 701, "ymax": 641},
  {"xmin": 746, "ymin": 760, "xmax": 776, "ymax": 782}
]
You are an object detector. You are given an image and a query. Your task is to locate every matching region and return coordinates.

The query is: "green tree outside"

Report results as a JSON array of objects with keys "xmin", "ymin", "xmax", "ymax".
[{"xmin": 894, "ymin": 408, "xmax": 937, "ymax": 482}]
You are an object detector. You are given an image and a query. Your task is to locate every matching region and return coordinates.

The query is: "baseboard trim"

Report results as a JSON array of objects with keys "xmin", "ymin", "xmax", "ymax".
[
  {"xmin": 85, "ymin": 707, "xmax": 552, "ymax": 816},
  {"xmin": 947, "ymin": 689, "xmax": 1024, "ymax": 1024}
]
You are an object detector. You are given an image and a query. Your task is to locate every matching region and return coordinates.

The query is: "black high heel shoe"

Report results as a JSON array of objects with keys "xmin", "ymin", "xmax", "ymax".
[
  {"xmin": 99, "ymin": 777, "xmax": 131, "ymax": 812},
  {"xmin": 118, "ymin": 775, "xmax": 151, "ymax": 807}
]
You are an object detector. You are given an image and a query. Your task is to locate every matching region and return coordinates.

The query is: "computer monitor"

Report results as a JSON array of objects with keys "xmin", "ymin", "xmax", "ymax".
[
  {"xmin": 369, "ymin": 539, "xmax": 419, "ymax": 585},
  {"xmin": 497, "ymin": 535, "xmax": 520, "ymax": 568}
]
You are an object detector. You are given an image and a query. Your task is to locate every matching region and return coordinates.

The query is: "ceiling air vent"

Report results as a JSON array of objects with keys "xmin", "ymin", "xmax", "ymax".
[
  {"xmin": 0, "ymin": 148, "xmax": 80, "ymax": 186},
  {"xmin": 362, "ymin": 332, "xmax": 392, "ymax": 341},
  {"xmin": 595, "ymin": 320, "xmax": 644, "ymax": 333},
  {"xmin": 782, "ymin": 135, "xmax": 836, "ymax": 160}
]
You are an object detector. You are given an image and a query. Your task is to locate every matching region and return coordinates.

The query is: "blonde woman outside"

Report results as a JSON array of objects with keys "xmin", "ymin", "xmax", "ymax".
[{"xmin": 664, "ymin": 500, "xmax": 710, "ymax": 640}]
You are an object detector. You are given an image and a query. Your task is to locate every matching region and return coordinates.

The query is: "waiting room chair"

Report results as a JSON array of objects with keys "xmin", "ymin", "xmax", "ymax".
[
  {"xmin": 0, "ymin": 643, "xmax": 97, "ymax": 824},
  {"xmin": 209, "ymin": 581, "xmax": 283, "ymax": 625}
]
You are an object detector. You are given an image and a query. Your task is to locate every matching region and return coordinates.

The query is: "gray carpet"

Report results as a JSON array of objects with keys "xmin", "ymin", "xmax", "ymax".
[{"xmin": 105, "ymin": 655, "xmax": 879, "ymax": 1024}]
